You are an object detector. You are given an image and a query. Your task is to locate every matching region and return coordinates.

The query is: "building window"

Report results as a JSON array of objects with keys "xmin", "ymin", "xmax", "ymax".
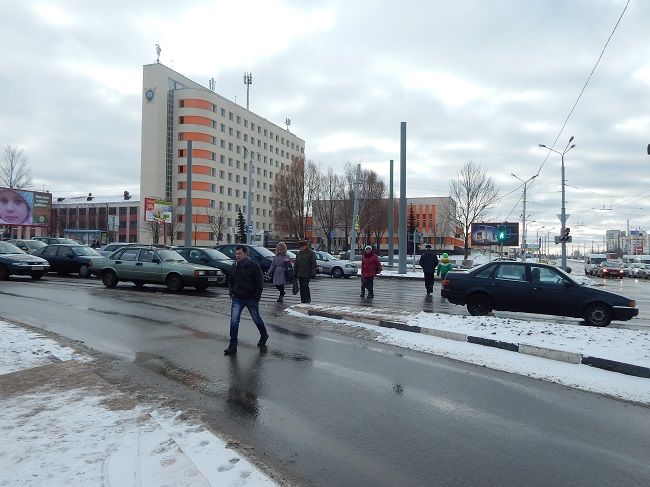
[
  {"xmin": 129, "ymin": 221, "xmax": 137, "ymax": 229},
  {"xmin": 108, "ymin": 207, "xmax": 117, "ymax": 215},
  {"xmin": 130, "ymin": 207, "xmax": 138, "ymax": 215},
  {"xmin": 119, "ymin": 207, "xmax": 127, "ymax": 215}
]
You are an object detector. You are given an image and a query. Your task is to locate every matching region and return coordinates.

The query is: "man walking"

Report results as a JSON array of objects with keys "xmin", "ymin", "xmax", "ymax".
[
  {"xmin": 294, "ymin": 240, "xmax": 318, "ymax": 304},
  {"xmin": 418, "ymin": 244, "xmax": 439, "ymax": 295},
  {"xmin": 225, "ymin": 246, "xmax": 269, "ymax": 355}
]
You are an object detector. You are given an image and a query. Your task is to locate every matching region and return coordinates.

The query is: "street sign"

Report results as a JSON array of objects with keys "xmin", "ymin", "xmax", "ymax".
[
  {"xmin": 247, "ymin": 224, "xmax": 253, "ymax": 234},
  {"xmin": 330, "ymin": 231, "xmax": 335, "ymax": 238}
]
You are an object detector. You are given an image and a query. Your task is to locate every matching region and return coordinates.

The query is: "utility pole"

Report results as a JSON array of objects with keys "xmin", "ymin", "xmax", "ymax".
[
  {"xmin": 350, "ymin": 164, "xmax": 361, "ymax": 263},
  {"xmin": 246, "ymin": 149, "xmax": 256, "ymax": 244}
]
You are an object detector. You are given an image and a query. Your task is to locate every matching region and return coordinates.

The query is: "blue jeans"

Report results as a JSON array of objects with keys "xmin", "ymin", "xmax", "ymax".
[{"xmin": 229, "ymin": 295, "xmax": 267, "ymax": 345}]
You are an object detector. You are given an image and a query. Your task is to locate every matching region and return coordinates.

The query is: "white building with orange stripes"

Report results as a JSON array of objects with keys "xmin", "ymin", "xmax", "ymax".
[{"xmin": 140, "ymin": 62, "xmax": 305, "ymax": 245}]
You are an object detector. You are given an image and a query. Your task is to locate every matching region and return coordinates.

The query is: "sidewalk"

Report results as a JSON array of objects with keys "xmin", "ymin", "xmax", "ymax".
[{"xmin": 0, "ymin": 320, "xmax": 281, "ymax": 487}]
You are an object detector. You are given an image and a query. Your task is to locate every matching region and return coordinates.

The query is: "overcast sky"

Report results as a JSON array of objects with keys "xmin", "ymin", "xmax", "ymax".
[{"xmin": 1, "ymin": 0, "xmax": 649, "ymax": 248}]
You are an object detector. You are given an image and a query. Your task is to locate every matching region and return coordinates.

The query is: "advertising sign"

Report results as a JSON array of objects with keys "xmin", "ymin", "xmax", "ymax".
[
  {"xmin": 471, "ymin": 222, "xmax": 519, "ymax": 247},
  {"xmin": 144, "ymin": 197, "xmax": 172, "ymax": 223},
  {"xmin": 0, "ymin": 187, "xmax": 51, "ymax": 227}
]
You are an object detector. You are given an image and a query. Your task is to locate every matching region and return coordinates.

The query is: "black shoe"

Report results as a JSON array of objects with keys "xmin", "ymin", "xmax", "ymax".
[
  {"xmin": 277, "ymin": 296, "xmax": 283, "ymax": 302},
  {"xmin": 367, "ymin": 294, "xmax": 374, "ymax": 299},
  {"xmin": 426, "ymin": 291, "xmax": 431, "ymax": 295},
  {"xmin": 257, "ymin": 334, "xmax": 269, "ymax": 347},
  {"xmin": 359, "ymin": 294, "xmax": 365, "ymax": 298},
  {"xmin": 224, "ymin": 344, "xmax": 237, "ymax": 355}
]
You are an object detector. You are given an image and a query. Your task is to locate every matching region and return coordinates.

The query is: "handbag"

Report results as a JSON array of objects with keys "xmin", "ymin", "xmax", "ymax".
[
  {"xmin": 292, "ymin": 278, "xmax": 299, "ymax": 295},
  {"xmin": 285, "ymin": 262, "xmax": 294, "ymax": 283}
]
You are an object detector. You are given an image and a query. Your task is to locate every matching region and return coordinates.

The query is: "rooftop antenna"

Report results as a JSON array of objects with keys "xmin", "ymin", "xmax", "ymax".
[
  {"xmin": 155, "ymin": 44, "xmax": 161, "ymax": 63},
  {"xmin": 285, "ymin": 118, "xmax": 291, "ymax": 131},
  {"xmin": 209, "ymin": 78, "xmax": 215, "ymax": 91},
  {"xmin": 243, "ymin": 72, "xmax": 252, "ymax": 110}
]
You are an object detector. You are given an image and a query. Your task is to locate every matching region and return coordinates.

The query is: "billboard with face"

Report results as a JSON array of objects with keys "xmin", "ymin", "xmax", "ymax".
[{"xmin": 0, "ymin": 187, "xmax": 51, "ymax": 227}]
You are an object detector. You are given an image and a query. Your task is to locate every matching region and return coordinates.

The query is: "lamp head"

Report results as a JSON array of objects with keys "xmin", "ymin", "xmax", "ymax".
[
  {"xmin": 538, "ymin": 144, "xmax": 546, "ymax": 148},
  {"xmin": 569, "ymin": 136, "xmax": 574, "ymax": 143}
]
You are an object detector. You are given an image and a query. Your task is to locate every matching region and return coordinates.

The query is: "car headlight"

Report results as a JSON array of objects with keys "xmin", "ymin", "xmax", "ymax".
[
  {"xmin": 194, "ymin": 270, "xmax": 206, "ymax": 276},
  {"xmin": 345, "ymin": 264, "xmax": 355, "ymax": 268}
]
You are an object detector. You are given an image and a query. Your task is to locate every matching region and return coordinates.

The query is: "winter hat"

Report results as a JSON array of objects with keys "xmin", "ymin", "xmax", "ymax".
[
  {"xmin": 442, "ymin": 253, "xmax": 449, "ymax": 259},
  {"xmin": 365, "ymin": 245, "xmax": 372, "ymax": 250},
  {"xmin": 2, "ymin": 189, "xmax": 31, "ymax": 210},
  {"xmin": 425, "ymin": 244, "xmax": 431, "ymax": 249}
]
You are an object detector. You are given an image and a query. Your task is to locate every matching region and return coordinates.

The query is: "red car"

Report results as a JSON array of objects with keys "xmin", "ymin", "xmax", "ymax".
[{"xmin": 596, "ymin": 261, "xmax": 625, "ymax": 279}]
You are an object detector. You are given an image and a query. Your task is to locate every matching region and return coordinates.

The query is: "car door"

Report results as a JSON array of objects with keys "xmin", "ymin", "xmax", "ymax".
[
  {"xmin": 54, "ymin": 245, "xmax": 77, "ymax": 272},
  {"xmin": 490, "ymin": 263, "xmax": 530, "ymax": 311},
  {"xmin": 528, "ymin": 265, "xmax": 580, "ymax": 316},
  {"xmin": 133, "ymin": 249, "xmax": 164, "ymax": 283},
  {"xmin": 110, "ymin": 247, "xmax": 139, "ymax": 280}
]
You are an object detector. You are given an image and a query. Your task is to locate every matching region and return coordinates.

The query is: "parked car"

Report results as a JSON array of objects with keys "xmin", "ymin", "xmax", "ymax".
[
  {"xmin": 289, "ymin": 249, "xmax": 357, "ymax": 278},
  {"xmin": 596, "ymin": 260, "xmax": 625, "ymax": 279},
  {"xmin": 441, "ymin": 261, "xmax": 638, "ymax": 327},
  {"xmin": 7, "ymin": 239, "xmax": 47, "ymax": 254},
  {"xmin": 212, "ymin": 244, "xmax": 275, "ymax": 281},
  {"xmin": 637, "ymin": 264, "xmax": 650, "ymax": 279},
  {"xmin": 174, "ymin": 247, "xmax": 233, "ymax": 286},
  {"xmin": 89, "ymin": 245, "xmax": 222, "ymax": 292},
  {"xmin": 31, "ymin": 244, "xmax": 102, "ymax": 277},
  {"xmin": 0, "ymin": 242, "xmax": 50, "ymax": 280},
  {"xmin": 33, "ymin": 237, "xmax": 80, "ymax": 245},
  {"xmin": 626, "ymin": 263, "xmax": 645, "ymax": 278}
]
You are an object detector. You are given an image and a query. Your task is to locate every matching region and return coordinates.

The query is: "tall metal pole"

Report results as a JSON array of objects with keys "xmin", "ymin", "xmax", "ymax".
[
  {"xmin": 184, "ymin": 140, "xmax": 193, "ymax": 247},
  {"xmin": 398, "ymin": 122, "xmax": 407, "ymax": 274},
  {"xmin": 538, "ymin": 137, "xmax": 574, "ymax": 271},
  {"xmin": 350, "ymin": 164, "xmax": 361, "ymax": 263},
  {"xmin": 243, "ymin": 72, "xmax": 252, "ymax": 110},
  {"xmin": 388, "ymin": 159, "xmax": 394, "ymax": 266},
  {"xmin": 512, "ymin": 173, "xmax": 537, "ymax": 261},
  {"xmin": 246, "ymin": 150, "xmax": 254, "ymax": 244}
]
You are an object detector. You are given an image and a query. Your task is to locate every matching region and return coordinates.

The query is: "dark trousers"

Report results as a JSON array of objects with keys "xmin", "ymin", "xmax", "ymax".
[
  {"xmin": 298, "ymin": 277, "xmax": 311, "ymax": 303},
  {"xmin": 424, "ymin": 272, "xmax": 435, "ymax": 293},
  {"xmin": 360, "ymin": 276, "xmax": 374, "ymax": 296},
  {"xmin": 275, "ymin": 284, "xmax": 285, "ymax": 296},
  {"xmin": 229, "ymin": 295, "xmax": 267, "ymax": 345}
]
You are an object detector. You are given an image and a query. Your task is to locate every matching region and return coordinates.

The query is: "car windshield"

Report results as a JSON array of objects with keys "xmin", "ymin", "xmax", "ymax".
[
  {"xmin": 604, "ymin": 261, "xmax": 621, "ymax": 268},
  {"xmin": 26, "ymin": 241, "xmax": 47, "ymax": 250},
  {"xmin": 58, "ymin": 238, "xmax": 80, "ymax": 245},
  {"xmin": 252, "ymin": 246, "xmax": 275, "ymax": 257},
  {"xmin": 0, "ymin": 242, "xmax": 25, "ymax": 255},
  {"xmin": 72, "ymin": 246, "xmax": 101, "ymax": 256},
  {"xmin": 320, "ymin": 252, "xmax": 339, "ymax": 260},
  {"xmin": 201, "ymin": 248, "xmax": 230, "ymax": 260},
  {"xmin": 158, "ymin": 249, "xmax": 186, "ymax": 262}
]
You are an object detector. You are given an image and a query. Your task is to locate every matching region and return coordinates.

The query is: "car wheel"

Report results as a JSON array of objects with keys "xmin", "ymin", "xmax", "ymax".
[
  {"xmin": 332, "ymin": 267, "xmax": 343, "ymax": 278},
  {"xmin": 584, "ymin": 303, "xmax": 612, "ymax": 327},
  {"xmin": 133, "ymin": 280, "xmax": 146, "ymax": 287},
  {"xmin": 102, "ymin": 270, "xmax": 119, "ymax": 288},
  {"xmin": 31, "ymin": 272, "xmax": 44, "ymax": 280},
  {"xmin": 0, "ymin": 264, "xmax": 9, "ymax": 280},
  {"xmin": 195, "ymin": 283, "xmax": 209, "ymax": 291},
  {"xmin": 467, "ymin": 294, "xmax": 493, "ymax": 316},
  {"xmin": 217, "ymin": 273, "xmax": 228, "ymax": 286},
  {"xmin": 78, "ymin": 264, "xmax": 90, "ymax": 278},
  {"xmin": 166, "ymin": 273, "xmax": 184, "ymax": 292}
]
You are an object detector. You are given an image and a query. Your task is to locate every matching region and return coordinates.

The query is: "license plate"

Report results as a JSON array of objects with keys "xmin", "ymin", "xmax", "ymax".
[
  {"xmin": 31, "ymin": 266, "xmax": 44, "ymax": 270},
  {"xmin": 208, "ymin": 277, "xmax": 218, "ymax": 282}
]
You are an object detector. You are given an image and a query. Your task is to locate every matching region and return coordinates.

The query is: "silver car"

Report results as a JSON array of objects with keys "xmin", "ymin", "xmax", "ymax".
[{"xmin": 313, "ymin": 251, "xmax": 358, "ymax": 278}]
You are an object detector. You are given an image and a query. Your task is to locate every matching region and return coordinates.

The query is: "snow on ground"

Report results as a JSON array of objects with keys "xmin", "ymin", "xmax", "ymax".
[
  {"xmin": 287, "ymin": 307, "xmax": 650, "ymax": 405},
  {"xmin": 0, "ymin": 320, "xmax": 279, "ymax": 487}
]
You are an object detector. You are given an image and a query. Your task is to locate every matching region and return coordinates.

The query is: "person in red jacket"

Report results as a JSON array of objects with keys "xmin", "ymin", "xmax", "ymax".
[{"xmin": 360, "ymin": 245, "xmax": 382, "ymax": 298}]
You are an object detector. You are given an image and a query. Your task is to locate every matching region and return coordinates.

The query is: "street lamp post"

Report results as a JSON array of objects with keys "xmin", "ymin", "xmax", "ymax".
[
  {"xmin": 244, "ymin": 148, "xmax": 258, "ymax": 245},
  {"xmin": 512, "ymin": 173, "xmax": 538, "ymax": 261},
  {"xmin": 539, "ymin": 137, "xmax": 575, "ymax": 271},
  {"xmin": 535, "ymin": 225, "xmax": 545, "ymax": 262}
]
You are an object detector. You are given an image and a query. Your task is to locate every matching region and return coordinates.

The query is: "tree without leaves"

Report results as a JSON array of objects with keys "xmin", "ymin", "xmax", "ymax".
[
  {"xmin": 202, "ymin": 206, "xmax": 229, "ymax": 244},
  {"xmin": 272, "ymin": 156, "xmax": 319, "ymax": 238},
  {"xmin": 237, "ymin": 209, "xmax": 246, "ymax": 243},
  {"xmin": 0, "ymin": 145, "xmax": 32, "ymax": 189},
  {"xmin": 311, "ymin": 167, "xmax": 345, "ymax": 252},
  {"xmin": 447, "ymin": 160, "xmax": 500, "ymax": 260}
]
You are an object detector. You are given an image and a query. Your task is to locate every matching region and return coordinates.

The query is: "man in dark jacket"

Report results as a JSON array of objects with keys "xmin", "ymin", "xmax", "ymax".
[
  {"xmin": 418, "ymin": 244, "xmax": 439, "ymax": 295},
  {"xmin": 225, "ymin": 246, "xmax": 268, "ymax": 355}
]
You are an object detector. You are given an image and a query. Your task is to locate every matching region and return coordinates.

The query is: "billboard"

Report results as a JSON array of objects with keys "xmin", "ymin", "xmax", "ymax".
[
  {"xmin": 0, "ymin": 187, "xmax": 52, "ymax": 227},
  {"xmin": 144, "ymin": 197, "xmax": 172, "ymax": 223},
  {"xmin": 471, "ymin": 222, "xmax": 519, "ymax": 247}
]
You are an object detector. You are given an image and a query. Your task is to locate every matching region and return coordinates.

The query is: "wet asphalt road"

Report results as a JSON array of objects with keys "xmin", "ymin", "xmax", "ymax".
[{"xmin": 1, "ymin": 275, "xmax": 649, "ymax": 486}]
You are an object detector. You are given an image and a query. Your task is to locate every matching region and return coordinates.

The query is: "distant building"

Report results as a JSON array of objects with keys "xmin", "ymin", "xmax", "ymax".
[
  {"xmin": 51, "ymin": 192, "xmax": 140, "ymax": 244},
  {"xmin": 140, "ymin": 63, "xmax": 305, "ymax": 246}
]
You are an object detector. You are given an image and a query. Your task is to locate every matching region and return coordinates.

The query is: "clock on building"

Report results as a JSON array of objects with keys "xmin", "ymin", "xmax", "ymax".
[{"xmin": 145, "ymin": 89, "xmax": 155, "ymax": 101}]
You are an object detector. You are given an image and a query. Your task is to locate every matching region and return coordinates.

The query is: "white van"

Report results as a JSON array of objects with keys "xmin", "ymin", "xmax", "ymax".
[{"xmin": 584, "ymin": 254, "xmax": 606, "ymax": 276}]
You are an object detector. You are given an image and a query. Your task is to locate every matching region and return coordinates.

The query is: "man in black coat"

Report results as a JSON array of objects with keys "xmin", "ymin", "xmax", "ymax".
[
  {"xmin": 224, "ymin": 246, "xmax": 269, "ymax": 355},
  {"xmin": 418, "ymin": 244, "xmax": 439, "ymax": 295}
]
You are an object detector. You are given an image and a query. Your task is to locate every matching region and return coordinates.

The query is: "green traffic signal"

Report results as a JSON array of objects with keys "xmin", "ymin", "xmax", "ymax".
[{"xmin": 497, "ymin": 225, "xmax": 506, "ymax": 242}]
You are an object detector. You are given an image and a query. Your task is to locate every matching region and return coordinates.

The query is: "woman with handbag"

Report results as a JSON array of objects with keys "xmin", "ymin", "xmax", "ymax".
[
  {"xmin": 360, "ymin": 245, "xmax": 382, "ymax": 299},
  {"xmin": 268, "ymin": 242, "xmax": 292, "ymax": 302}
]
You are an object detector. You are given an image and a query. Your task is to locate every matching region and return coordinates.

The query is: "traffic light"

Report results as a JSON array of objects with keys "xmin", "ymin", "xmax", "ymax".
[
  {"xmin": 564, "ymin": 227, "xmax": 570, "ymax": 239},
  {"xmin": 497, "ymin": 225, "xmax": 506, "ymax": 242}
]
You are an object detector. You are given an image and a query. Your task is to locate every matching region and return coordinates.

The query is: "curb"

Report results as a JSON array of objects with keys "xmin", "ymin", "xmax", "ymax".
[{"xmin": 296, "ymin": 307, "xmax": 650, "ymax": 380}]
